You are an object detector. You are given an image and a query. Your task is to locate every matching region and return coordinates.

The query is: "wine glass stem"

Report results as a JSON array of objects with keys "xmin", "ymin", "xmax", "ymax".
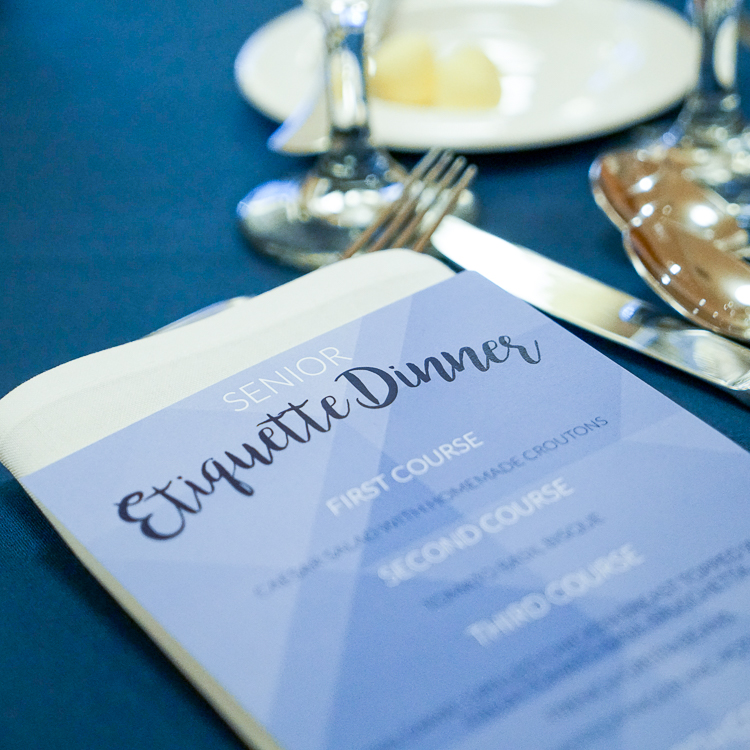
[
  {"xmin": 317, "ymin": 2, "xmax": 381, "ymax": 179},
  {"xmin": 674, "ymin": 0, "xmax": 743, "ymax": 144}
]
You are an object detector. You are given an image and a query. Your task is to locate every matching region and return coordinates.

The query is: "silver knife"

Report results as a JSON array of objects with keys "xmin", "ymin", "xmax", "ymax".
[{"xmin": 432, "ymin": 215, "xmax": 750, "ymax": 406}]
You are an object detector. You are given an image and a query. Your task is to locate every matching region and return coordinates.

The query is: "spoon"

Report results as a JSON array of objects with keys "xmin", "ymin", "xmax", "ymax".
[
  {"xmin": 590, "ymin": 147, "xmax": 750, "ymax": 341},
  {"xmin": 590, "ymin": 148, "xmax": 748, "ymax": 254},
  {"xmin": 625, "ymin": 211, "xmax": 750, "ymax": 342},
  {"xmin": 590, "ymin": 147, "xmax": 663, "ymax": 231}
]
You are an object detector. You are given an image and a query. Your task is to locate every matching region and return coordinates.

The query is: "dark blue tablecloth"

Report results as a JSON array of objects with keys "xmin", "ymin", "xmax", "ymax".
[{"xmin": 2, "ymin": 0, "xmax": 749, "ymax": 747}]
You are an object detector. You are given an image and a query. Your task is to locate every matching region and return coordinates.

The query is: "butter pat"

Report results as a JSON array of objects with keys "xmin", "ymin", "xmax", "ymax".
[
  {"xmin": 370, "ymin": 33, "xmax": 501, "ymax": 110},
  {"xmin": 369, "ymin": 32, "xmax": 436, "ymax": 106},
  {"xmin": 435, "ymin": 45, "xmax": 502, "ymax": 109}
]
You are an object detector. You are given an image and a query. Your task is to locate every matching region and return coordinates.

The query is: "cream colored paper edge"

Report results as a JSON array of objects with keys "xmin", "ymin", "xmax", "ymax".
[
  {"xmin": 0, "ymin": 250, "xmax": 453, "ymax": 478},
  {"xmin": 1, "ymin": 249, "xmax": 454, "ymax": 750}
]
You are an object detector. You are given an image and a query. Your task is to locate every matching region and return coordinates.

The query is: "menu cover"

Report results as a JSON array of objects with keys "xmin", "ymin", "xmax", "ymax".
[{"xmin": 11, "ymin": 268, "xmax": 750, "ymax": 750}]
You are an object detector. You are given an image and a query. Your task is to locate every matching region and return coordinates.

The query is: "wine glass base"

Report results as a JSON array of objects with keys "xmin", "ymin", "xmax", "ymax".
[
  {"xmin": 238, "ymin": 170, "xmax": 479, "ymax": 271},
  {"xmin": 237, "ymin": 178, "xmax": 365, "ymax": 271}
]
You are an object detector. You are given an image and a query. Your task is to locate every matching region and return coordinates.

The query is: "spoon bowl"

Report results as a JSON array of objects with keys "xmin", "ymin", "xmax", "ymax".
[
  {"xmin": 591, "ymin": 148, "xmax": 748, "ymax": 253},
  {"xmin": 625, "ymin": 212, "xmax": 750, "ymax": 342},
  {"xmin": 590, "ymin": 148, "xmax": 663, "ymax": 231}
]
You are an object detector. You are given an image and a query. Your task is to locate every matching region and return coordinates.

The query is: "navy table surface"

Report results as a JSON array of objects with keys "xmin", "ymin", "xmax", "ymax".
[{"xmin": 2, "ymin": 0, "xmax": 749, "ymax": 749}]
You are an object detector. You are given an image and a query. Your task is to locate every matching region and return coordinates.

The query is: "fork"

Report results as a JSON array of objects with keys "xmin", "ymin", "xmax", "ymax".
[
  {"xmin": 341, "ymin": 148, "xmax": 478, "ymax": 258},
  {"xmin": 151, "ymin": 150, "xmax": 476, "ymax": 336}
]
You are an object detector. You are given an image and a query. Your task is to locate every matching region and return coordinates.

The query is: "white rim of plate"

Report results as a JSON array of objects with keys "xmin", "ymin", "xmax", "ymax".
[{"xmin": 235, "ymin": 0, "xmax": 698, "ymax": 152}]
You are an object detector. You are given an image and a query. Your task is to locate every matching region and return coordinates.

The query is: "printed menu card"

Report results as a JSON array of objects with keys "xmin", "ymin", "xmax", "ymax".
[{"xmin": 17, "ymin": 270, "xmax": 750, "ymax": 750}]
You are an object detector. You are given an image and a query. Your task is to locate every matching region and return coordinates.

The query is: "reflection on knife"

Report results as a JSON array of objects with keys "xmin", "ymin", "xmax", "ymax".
[{"xmin": 431, "ymin": 215, "xmax": 750, "ymax": 406}]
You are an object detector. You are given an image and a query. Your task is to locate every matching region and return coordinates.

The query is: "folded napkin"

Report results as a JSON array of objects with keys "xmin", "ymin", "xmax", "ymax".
[{"xmin": 0, "ymin": 250, "xmax": 453, "ymax": 479}]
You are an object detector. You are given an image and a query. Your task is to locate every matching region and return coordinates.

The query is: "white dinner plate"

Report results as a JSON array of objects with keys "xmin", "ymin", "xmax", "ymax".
[{"xmin": 235, "ymin": 0, "xmax": 697, "ymax": 152}]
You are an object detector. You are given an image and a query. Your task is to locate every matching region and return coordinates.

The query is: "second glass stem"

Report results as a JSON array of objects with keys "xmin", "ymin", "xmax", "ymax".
[
  {"xmin": 672, "ymin": 0, "xmax": 744, "ymax": 146},
  {"xmin": 317, "ymin": 1, "xmax": 381, "ymax": 180}
]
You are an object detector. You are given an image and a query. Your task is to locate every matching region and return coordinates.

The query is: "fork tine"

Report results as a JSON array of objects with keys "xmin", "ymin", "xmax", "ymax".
[
  {"xmin": 412, "ymin": 164, "xmax": 477, "ymax": 253},
  {"xmin": 389, "ymin": 157, "xmax": 468, "ymax": 251},
  {"xmin": 341, "ymin": 150, "xmax": 477, "ymax": 259},
  {"xmin": 361, "ymin": 157, "xmax": 449, "ymax": 254},
  {"xmin": 340, "ymin": 148, "xmax": 445, "ymax": 260}
]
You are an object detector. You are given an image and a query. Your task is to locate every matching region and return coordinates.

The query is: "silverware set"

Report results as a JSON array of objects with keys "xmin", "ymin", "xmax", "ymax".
[
  {"xmin": 338, "ymin": 149, "xmax": 750, "ymax": 406},
  {"xmin": 230, "ymin": 0, "xmax": 750, "ymax": 406}
]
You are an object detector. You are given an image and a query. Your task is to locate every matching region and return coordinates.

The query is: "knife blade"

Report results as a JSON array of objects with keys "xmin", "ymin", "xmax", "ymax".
[{"xmin": 431, "ymin": 215, "xmax": 750, "ymax": 406}]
